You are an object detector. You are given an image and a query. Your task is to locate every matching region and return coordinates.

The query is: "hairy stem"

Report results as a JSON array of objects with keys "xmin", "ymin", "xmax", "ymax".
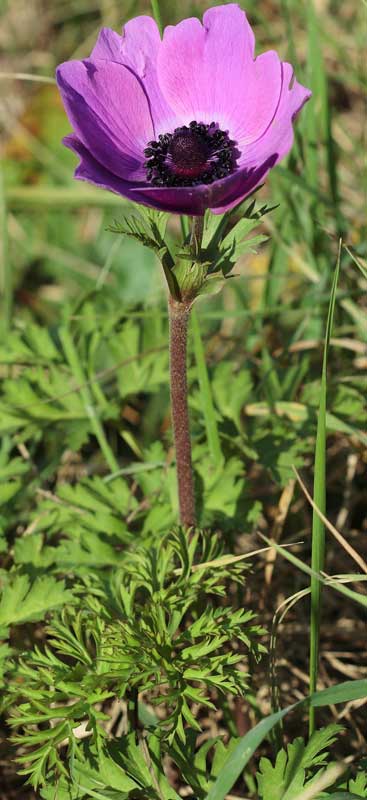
[
  {"xmin": 190, "ymin": 215, "xmax": 204, "ymax": 258},
  {"xmin": 169, "ymin": 296, "xmax": 196, "ymax": 527}
]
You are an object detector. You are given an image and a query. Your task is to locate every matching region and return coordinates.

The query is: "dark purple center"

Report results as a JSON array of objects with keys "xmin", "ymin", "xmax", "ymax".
[
  {"xmin": 168, "ymin": 130, "xmax": 209, "ymax": 177},
  {"xmin": 144, "ymin": 121, "xmax": 238, "ymax": 187}
]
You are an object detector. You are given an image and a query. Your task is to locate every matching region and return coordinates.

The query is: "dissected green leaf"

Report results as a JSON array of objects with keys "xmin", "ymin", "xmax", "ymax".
[
  {"xmin": 256, "ymin": 724, "xmax": 343, "ymax": 799},
  {"xmin": 348, "ymin": 770, "xmax": 367, "ymax": 797},
  {"xmin": 0, "ymin": 574, "xmax": 74, "ymax": 629}
]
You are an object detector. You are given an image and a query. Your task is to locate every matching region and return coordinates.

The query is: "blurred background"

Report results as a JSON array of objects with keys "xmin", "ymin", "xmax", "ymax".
[{"xmin": 0, "ymin": 1, "xmax": 366, "ymax": 797}]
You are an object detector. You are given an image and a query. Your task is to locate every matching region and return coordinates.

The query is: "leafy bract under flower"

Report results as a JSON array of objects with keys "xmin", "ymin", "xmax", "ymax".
[{"xmin": 56, "ymin": 4, "xmax": 311, "ymax": 216}]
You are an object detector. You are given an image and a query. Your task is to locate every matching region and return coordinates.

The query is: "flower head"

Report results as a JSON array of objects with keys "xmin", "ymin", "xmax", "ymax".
[{"xmin": 56, "ymin": 4, "xmax": 311, "ymax": 216}]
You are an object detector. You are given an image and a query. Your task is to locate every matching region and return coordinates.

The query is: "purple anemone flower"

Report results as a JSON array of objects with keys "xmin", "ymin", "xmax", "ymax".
[{"xmin": 56, "ymin": 4, "xmax": 311, "ymax": 216}]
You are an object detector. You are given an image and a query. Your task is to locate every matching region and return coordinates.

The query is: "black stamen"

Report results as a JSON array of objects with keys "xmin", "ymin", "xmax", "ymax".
[{"xmin": 144, "ymin": 121, "xmax": 237, "ymax": 188}]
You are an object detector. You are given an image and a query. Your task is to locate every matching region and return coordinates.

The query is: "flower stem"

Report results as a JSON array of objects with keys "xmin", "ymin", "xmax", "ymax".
[
  {"xmin": 150, "ymin": 0, "xmax": 163, "ymax": 36},
  {"xmin": 190, "ymin": 216, "xmax": 204, "ymax": 258},
  {"xmin": 168, "ymin": 296, "xmax": 196, "ymax": 527}
]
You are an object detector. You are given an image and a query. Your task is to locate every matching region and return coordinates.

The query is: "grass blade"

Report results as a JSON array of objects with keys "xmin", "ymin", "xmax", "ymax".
[
  {"xmin": 309, "ymin": 241, "xmax": 341, "ymax": 735},
  {"xmin": 0, "ymin": 72, "xmax": 55, "ymax": 84},
  {"xmin": 6, "ymin": 185, "xmax": 127, "ymax": 209},
  {"xmin": 260, "ymin": 532, "xmax": 367, "ymax": 607},
  {"xmin": 150, "ymin": 0, "xmax": 163, "ymax": 35},
  {"xmin": 295, "ymin": 468, "xmax": 367, "ymax": 574},
  {"xmin": 310, "ymin": 679, "xmax": 367, "ymax": 706}
]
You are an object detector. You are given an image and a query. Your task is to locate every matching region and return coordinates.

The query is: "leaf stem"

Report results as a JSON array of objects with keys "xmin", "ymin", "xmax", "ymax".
[
  {"xmin": 190, "ymin": 216, "xmax": 204, "ymax": 258},
  {"xmin": 168, "ymin": 296, "xmax": 196, "ymax": 527},
  {"xmin": 180, "ymin": 215, "xmax": 190, "ymax": 240}
]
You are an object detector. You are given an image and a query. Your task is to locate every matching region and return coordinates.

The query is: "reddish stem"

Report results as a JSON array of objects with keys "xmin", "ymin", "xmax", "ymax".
[{"xmin": 168, "ymin": 296, "xmax": 196, "ymax": 527}]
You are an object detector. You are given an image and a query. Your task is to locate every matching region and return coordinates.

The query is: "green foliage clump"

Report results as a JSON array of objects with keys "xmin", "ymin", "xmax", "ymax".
[{"xmin": 5, "ymin": 529, "xmax": 264, "ymax": 791}]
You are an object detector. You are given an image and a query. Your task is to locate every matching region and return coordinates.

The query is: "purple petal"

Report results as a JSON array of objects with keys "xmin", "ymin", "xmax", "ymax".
[
  {"xmin": 201, "ymin": 7, "xmax": 282, "ymax": 145},
  {"xmin": 121, "ymin": 16, "xmax": 175, "ymax": 131},
  {"xmin": 62, "ymin": 134, "xmax": 143, "ymax": 202},
  {"xmin": 90, "ymin": 27, "xmax": 122, "ymax": 61},
  {"xmin": 130, "ymin": 157, "xmax": 277, "ymax": 216},
  {"xmin": 63, "ymin": 133, "xmax": 204, "ymax": 214},
  {"xmin": 91, "ymin": 17, "xmax": 175, "ymax": 135},
  {"xmin": 238, "ymin": 63, "xmax": 312, "ymax": 170},
  {"xmin": 232, "ymin": 50, "xmax": 282, "ymax": 147},
  {"xmin": 56, "ymin": 58, "xmax": 154, "ymax": 181},
  {"xmin": 156, "ymin": 4, "xmax": 281, "ymax": 145}
]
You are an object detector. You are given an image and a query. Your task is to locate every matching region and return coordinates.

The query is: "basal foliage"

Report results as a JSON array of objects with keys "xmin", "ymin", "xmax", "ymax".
[
  {"xmin": 0, "ymin": 203, "xmax": 365, "ymax": 796},
  {"xmin": 5, "ymin": 529, "xmax": 264, "ymax": 792}
]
